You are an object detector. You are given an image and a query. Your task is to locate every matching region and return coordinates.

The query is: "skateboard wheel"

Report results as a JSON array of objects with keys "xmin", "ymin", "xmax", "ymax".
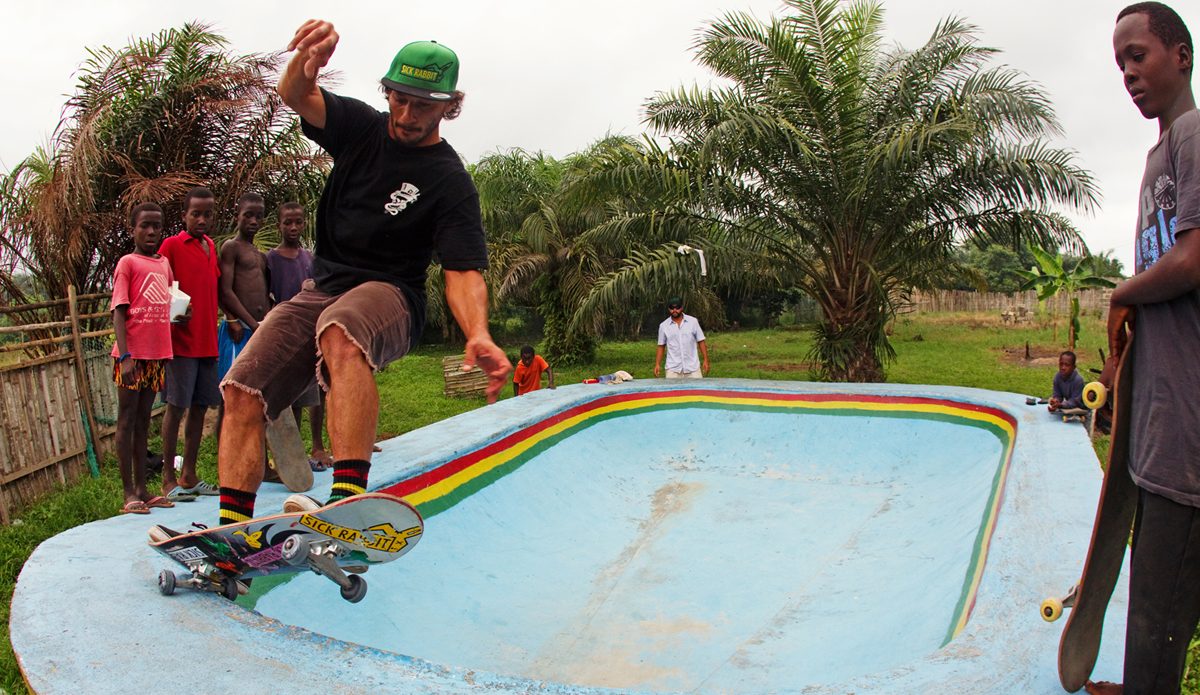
[
  {"xmin": 281, "ymin": 535, "xmax": 310, "ymax": 566},
  {"xmin": 158, "ymin": 570, "xmax": 176, "ymax": 596},
  {"xmin": 1083, "ymin": 382, "xmax": 1107, "ymax": 410},
  {"xmin": 341, "ymin": 574, "xmax": 367, "ymax": 603},
  {"xmin": 221, "ymin": 576, "xmax": 239, "ymax": 601},
  {"xmin": 1041, "ymin": 597, "xmax": 1064, "ymax": 622}
]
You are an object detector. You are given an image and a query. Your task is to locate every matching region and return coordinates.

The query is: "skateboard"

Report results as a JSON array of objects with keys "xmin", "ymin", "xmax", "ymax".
[
  {"xmin": 1058, "ymin": 408, "xmax": 1090, "ymax": 424},
  {"xmin": 1040, "ymin": 335, "xmax": 1138, "ymax": 692},
  {"xmin": 148, "ymin": 493, "xmax": 423, "ymax": 603},
  {"xmin": 265, "ymin": 408, "xmax": 314, "ymax": 493}
]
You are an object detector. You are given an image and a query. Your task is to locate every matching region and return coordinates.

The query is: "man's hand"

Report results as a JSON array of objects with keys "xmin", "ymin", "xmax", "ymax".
[
  {"xmin": 463, "ymin": 337, "xmax": 512, "ymax": 404},
  {"xmin": 1107, "ymin": 303, "xmax": 1135, "ymax": 362},
  {"xmin": 653, "ymin": 363, "xmax": 661, "ymax": 377},
  {"xmin": 287, "ymin": 20, "xmax": 339, "ymax": 80},
  {"xmin": 703, "ymin": 357, "xmax": 710, "ymax": 374}
]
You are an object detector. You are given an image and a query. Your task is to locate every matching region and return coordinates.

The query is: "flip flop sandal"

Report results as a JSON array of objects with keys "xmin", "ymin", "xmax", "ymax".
[
  {"xmin": 181, "ymin": 481, "xmax": 219, "ymax": 496},
  {"xmin": 165, "ymin": 486, "xmax": 198, "ymax": 503},
  {"xmin": 144, "ymin": 496, "xmax": 175, "ymax": 509},
  {"xmin": 120, "ymin": 501, "xmax": 150, "ymax": 515},
  {"xmin": 308, "ymin": 457, "xmax": 330, "ymax": 472}
]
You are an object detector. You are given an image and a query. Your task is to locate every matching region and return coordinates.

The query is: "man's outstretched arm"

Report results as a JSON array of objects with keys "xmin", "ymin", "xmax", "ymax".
[
  {"xmin": 278, "ymin": 20, "xmax": 338, "ymax": 128},
  {"xmin": 445, "ymin": 269, "xmax": 512, "ymax": 403}
]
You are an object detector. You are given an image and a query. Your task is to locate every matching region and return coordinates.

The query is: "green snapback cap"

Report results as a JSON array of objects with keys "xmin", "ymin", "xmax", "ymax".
[{"xmin": 382, "ymin": 41, "xmax": 459, "ymax": 101}]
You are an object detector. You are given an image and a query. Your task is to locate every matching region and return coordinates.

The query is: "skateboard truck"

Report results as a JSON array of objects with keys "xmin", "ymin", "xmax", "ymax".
[
  {"xmin": 158, "ymin": 560, "xmax": 240, "ymax": 601},
  {"xmin": 1040, "ymin": 583, "xmax": 1079, "ymax": 622},
  {"xmin": 280, "ymin": 535, "xmax": 368, "ymax": 603}
]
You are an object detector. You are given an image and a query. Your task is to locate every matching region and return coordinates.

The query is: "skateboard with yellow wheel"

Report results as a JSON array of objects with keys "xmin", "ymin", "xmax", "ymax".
[
  {"xmin": 148, "ymin": 492, "xmax": 422, "ymax": 603},
  {"xmin": 1040, "ymin": 334, "xmax": 1138, "ymax": 692}
]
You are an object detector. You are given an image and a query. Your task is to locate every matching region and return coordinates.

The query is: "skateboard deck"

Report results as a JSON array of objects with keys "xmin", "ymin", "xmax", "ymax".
[
  {"xmin": 265, "ymin": 408, "xmax": 314, "ymax": 493},
  {"xmin": 1053, "ymin": 335, "xmax": 1138, "ymax": 692},
  {"xmin": 148, "ymin": 492, "xmax": 423, "ymax": 603},
  {"xmin": 1058, "ymin": 408, "xmax": 1090, "ymax": 424}
]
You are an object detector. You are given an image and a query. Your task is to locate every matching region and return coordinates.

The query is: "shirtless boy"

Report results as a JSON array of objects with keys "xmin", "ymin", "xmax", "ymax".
[{"xmin": 218, "ymin": 192, "xmax": 270, "ymax": 375}]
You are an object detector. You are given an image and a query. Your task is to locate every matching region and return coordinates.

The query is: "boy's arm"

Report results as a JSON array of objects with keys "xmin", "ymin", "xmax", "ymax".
[
  {"xmin": 217, "ymin": 241, "xmax": 260, "ymax": 333},
  {"xmin": 545, "ymin": 365, "xmax": 555, "ymax": 389},
  {"xmin": 112, "ymin": 305, "xmax": 135, "ymax": 381},
  {"xmin": 1109, "ymin": 227, "xmax": 1200, "ymax": 359},
  {"xmin": 279, "ymin": 20, "xmax": 338, "ymax": 128}
]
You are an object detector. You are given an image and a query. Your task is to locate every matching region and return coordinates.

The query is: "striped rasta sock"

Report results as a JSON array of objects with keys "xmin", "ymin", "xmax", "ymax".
[
  {"xmin": 327, "ymin": 459, "xmax": 371, "ymax": 504},
  {"xmin": 219, "ymin": 487, "xmax": 256, "ymax": 526}
]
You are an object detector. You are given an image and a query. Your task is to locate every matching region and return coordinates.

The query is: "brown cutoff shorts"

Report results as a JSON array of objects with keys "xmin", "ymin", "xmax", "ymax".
[{"xmin": 221, "ymin": 280, "xmax": 412, "ymax": 421}]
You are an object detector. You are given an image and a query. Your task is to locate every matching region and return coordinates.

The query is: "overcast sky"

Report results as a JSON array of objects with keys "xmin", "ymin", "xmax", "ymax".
[{"xmin": 4, "ymin": 0, "xmax": 1191, "ymax": 271}]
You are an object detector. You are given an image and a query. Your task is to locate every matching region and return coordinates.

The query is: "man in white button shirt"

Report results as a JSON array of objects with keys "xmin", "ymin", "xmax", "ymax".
[{"xmin": 654, "ymin": 297, "xmax": 710, "ymax": 378}]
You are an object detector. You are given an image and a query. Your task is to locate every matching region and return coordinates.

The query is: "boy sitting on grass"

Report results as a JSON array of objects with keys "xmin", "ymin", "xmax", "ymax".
[
  {"xmin": 111, "ymin": 203, "xmax": 180, "ymax": 514},
  {"xmin": 513, "ymin": 345, "xmax": 555, "ymax": 397},
  {"xmin": 1088, "ymin": 3, "xmax": 1200, "ymax": 693}
]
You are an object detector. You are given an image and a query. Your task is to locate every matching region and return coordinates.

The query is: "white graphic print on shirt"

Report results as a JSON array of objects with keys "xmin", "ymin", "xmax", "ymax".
[{"xmin": 385, "ymin": 183, "xmax": 421, "ymax": 215}]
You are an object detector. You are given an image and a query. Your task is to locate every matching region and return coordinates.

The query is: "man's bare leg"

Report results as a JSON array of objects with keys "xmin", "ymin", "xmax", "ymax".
[
  {"xmin": 320, "ymin": 326, "xmax": 377, "ymax": 502},
  {"xmin": 217, "ymin": 386, "xmax": 267, "ymax": 524}
]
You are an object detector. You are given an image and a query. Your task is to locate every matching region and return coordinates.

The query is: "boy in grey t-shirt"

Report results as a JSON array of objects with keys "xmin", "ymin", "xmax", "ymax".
[
  {"xmin": 1092, "ymin": 3, "xmax": 1200, "ymax": 694},
  {"xmin": 265, "ymin": 202, "xmax": 330, "ymax": 471}
]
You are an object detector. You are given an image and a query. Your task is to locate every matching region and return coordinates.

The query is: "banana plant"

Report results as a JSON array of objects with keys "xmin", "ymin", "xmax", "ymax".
[{"xmin": 1016, "ymin": 245, "xmax": 1116, "ymax": 349}]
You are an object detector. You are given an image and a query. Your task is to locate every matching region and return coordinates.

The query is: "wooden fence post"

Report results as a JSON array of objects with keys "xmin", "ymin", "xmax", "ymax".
[{"xmin": 68, "ymin": 286, "xmax": 103, "ymax": 467}]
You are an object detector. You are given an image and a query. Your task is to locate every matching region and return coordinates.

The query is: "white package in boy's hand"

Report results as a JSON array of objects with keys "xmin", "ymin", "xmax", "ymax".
[{"xmin": 168, "ymin": 281, "xmax": 190, "ymax": 322}]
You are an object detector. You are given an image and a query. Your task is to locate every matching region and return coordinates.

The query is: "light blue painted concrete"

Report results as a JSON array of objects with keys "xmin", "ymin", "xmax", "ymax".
[{"xmin": 11, "ymin": 380, "xmax": 1127, "ymax": 694}]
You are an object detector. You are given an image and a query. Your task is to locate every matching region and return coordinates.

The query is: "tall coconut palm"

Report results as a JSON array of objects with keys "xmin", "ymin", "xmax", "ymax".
[
  {"xmin": 474, "ymin": 141, "xmax": 631, "ymax": 364},
  {"xmin": 0, "ymin": 22, "xmax": 328, "ymax": 319},
  {"xmin": 570, "ymin": 0, "xmax": 1098, "ymax": 381}
]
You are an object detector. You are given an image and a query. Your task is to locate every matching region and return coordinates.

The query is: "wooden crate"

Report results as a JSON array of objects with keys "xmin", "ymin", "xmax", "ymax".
[{"xmin": 442, "ymin": 355, "xmax": 489, "ymax": 398}]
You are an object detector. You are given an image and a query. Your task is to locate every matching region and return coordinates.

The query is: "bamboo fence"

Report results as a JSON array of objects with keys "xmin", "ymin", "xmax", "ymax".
[
  {"xmin": 0, "ymin": 289, "xmax": 116, "ymax": 521},
  {"xmin": 902, "ymin": 286, "xmax": 1118, "ymax": 318},
  {"xmin": 441, "ymin": 355, "xmax": 489, "ymax": 398}
]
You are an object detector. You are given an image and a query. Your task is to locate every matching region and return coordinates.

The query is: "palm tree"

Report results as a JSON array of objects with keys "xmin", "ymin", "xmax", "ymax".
[
  {"xmin": 0, "ymin": 23, "xmax": 328, "ymax": 318},
  {"xmin": 473, "ymin": 142, "xmax": 630, "ymax": 364},
  {"xmin": 569, "ymin": 0, "xmax": 1098, "ymax": 381}
]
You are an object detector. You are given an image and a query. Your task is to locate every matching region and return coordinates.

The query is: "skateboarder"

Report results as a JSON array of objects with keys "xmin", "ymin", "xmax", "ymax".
[
  {"xmin": 1087, "ymin": 4, "xmax": 1200, "ymax": 694},
  {"xmin": 216, "ymin": 21, "xmax": 511, "ymax": 526}
]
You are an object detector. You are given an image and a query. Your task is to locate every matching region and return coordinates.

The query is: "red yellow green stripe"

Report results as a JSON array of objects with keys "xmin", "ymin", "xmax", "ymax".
[{"xmin": 380, "ymin": 389, "xmax": 1016, "ymax": 646}]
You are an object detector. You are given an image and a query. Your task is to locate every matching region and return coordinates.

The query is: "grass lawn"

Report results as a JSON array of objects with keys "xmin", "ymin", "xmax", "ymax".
[{"xmin": 1, "ymin": 312, "xmax": 1186, "ymax": 693}]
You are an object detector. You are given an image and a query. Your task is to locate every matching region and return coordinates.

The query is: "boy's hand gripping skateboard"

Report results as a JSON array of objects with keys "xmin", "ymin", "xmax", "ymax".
[
  {"xmin": 147, "ymin": 492, "xmax": 422, "ymax": 603},
  {"xmin": 1039, "ymin": 336, "xmax": 1137, "ymax": 692}
]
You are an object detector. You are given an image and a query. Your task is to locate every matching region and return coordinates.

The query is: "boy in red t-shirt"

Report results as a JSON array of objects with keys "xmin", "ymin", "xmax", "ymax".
[
  {"xmin": 111, "ymin": 203, "xmax": 179, "ymax": 514},
  {"xmin": 512, "ymin": 345, "xmax": 555, "ymax": 397},
  {"xmin": 157, "ymin": 187, "xmax": 222, "ymax": 501}
]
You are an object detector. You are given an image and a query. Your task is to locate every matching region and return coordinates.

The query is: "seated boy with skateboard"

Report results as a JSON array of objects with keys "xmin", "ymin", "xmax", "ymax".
[
  {"xmin": 1088, "ymin": 3, "xmax": 1200, "ymax": 694},
  {"xmin": 1049, "ymin": 350, "xmax": 1085, "ymax": 413}
]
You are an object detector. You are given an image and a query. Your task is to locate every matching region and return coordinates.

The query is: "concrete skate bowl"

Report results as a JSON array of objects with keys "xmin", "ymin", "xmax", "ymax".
[{"xmin": 12, "ymin": 381, "xmax": 1125, "ymax": 694}]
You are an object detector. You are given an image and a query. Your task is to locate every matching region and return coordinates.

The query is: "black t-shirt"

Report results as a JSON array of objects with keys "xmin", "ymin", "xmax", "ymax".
[{"xmin": 301, "ymin": 88, "xmax": 488, "ymax": 345}]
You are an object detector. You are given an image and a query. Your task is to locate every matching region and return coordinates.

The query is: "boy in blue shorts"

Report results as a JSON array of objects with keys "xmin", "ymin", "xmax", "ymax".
[{"xmin": 1089, "ymin": 4, "xmax": 1199, "ymax": 693}]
